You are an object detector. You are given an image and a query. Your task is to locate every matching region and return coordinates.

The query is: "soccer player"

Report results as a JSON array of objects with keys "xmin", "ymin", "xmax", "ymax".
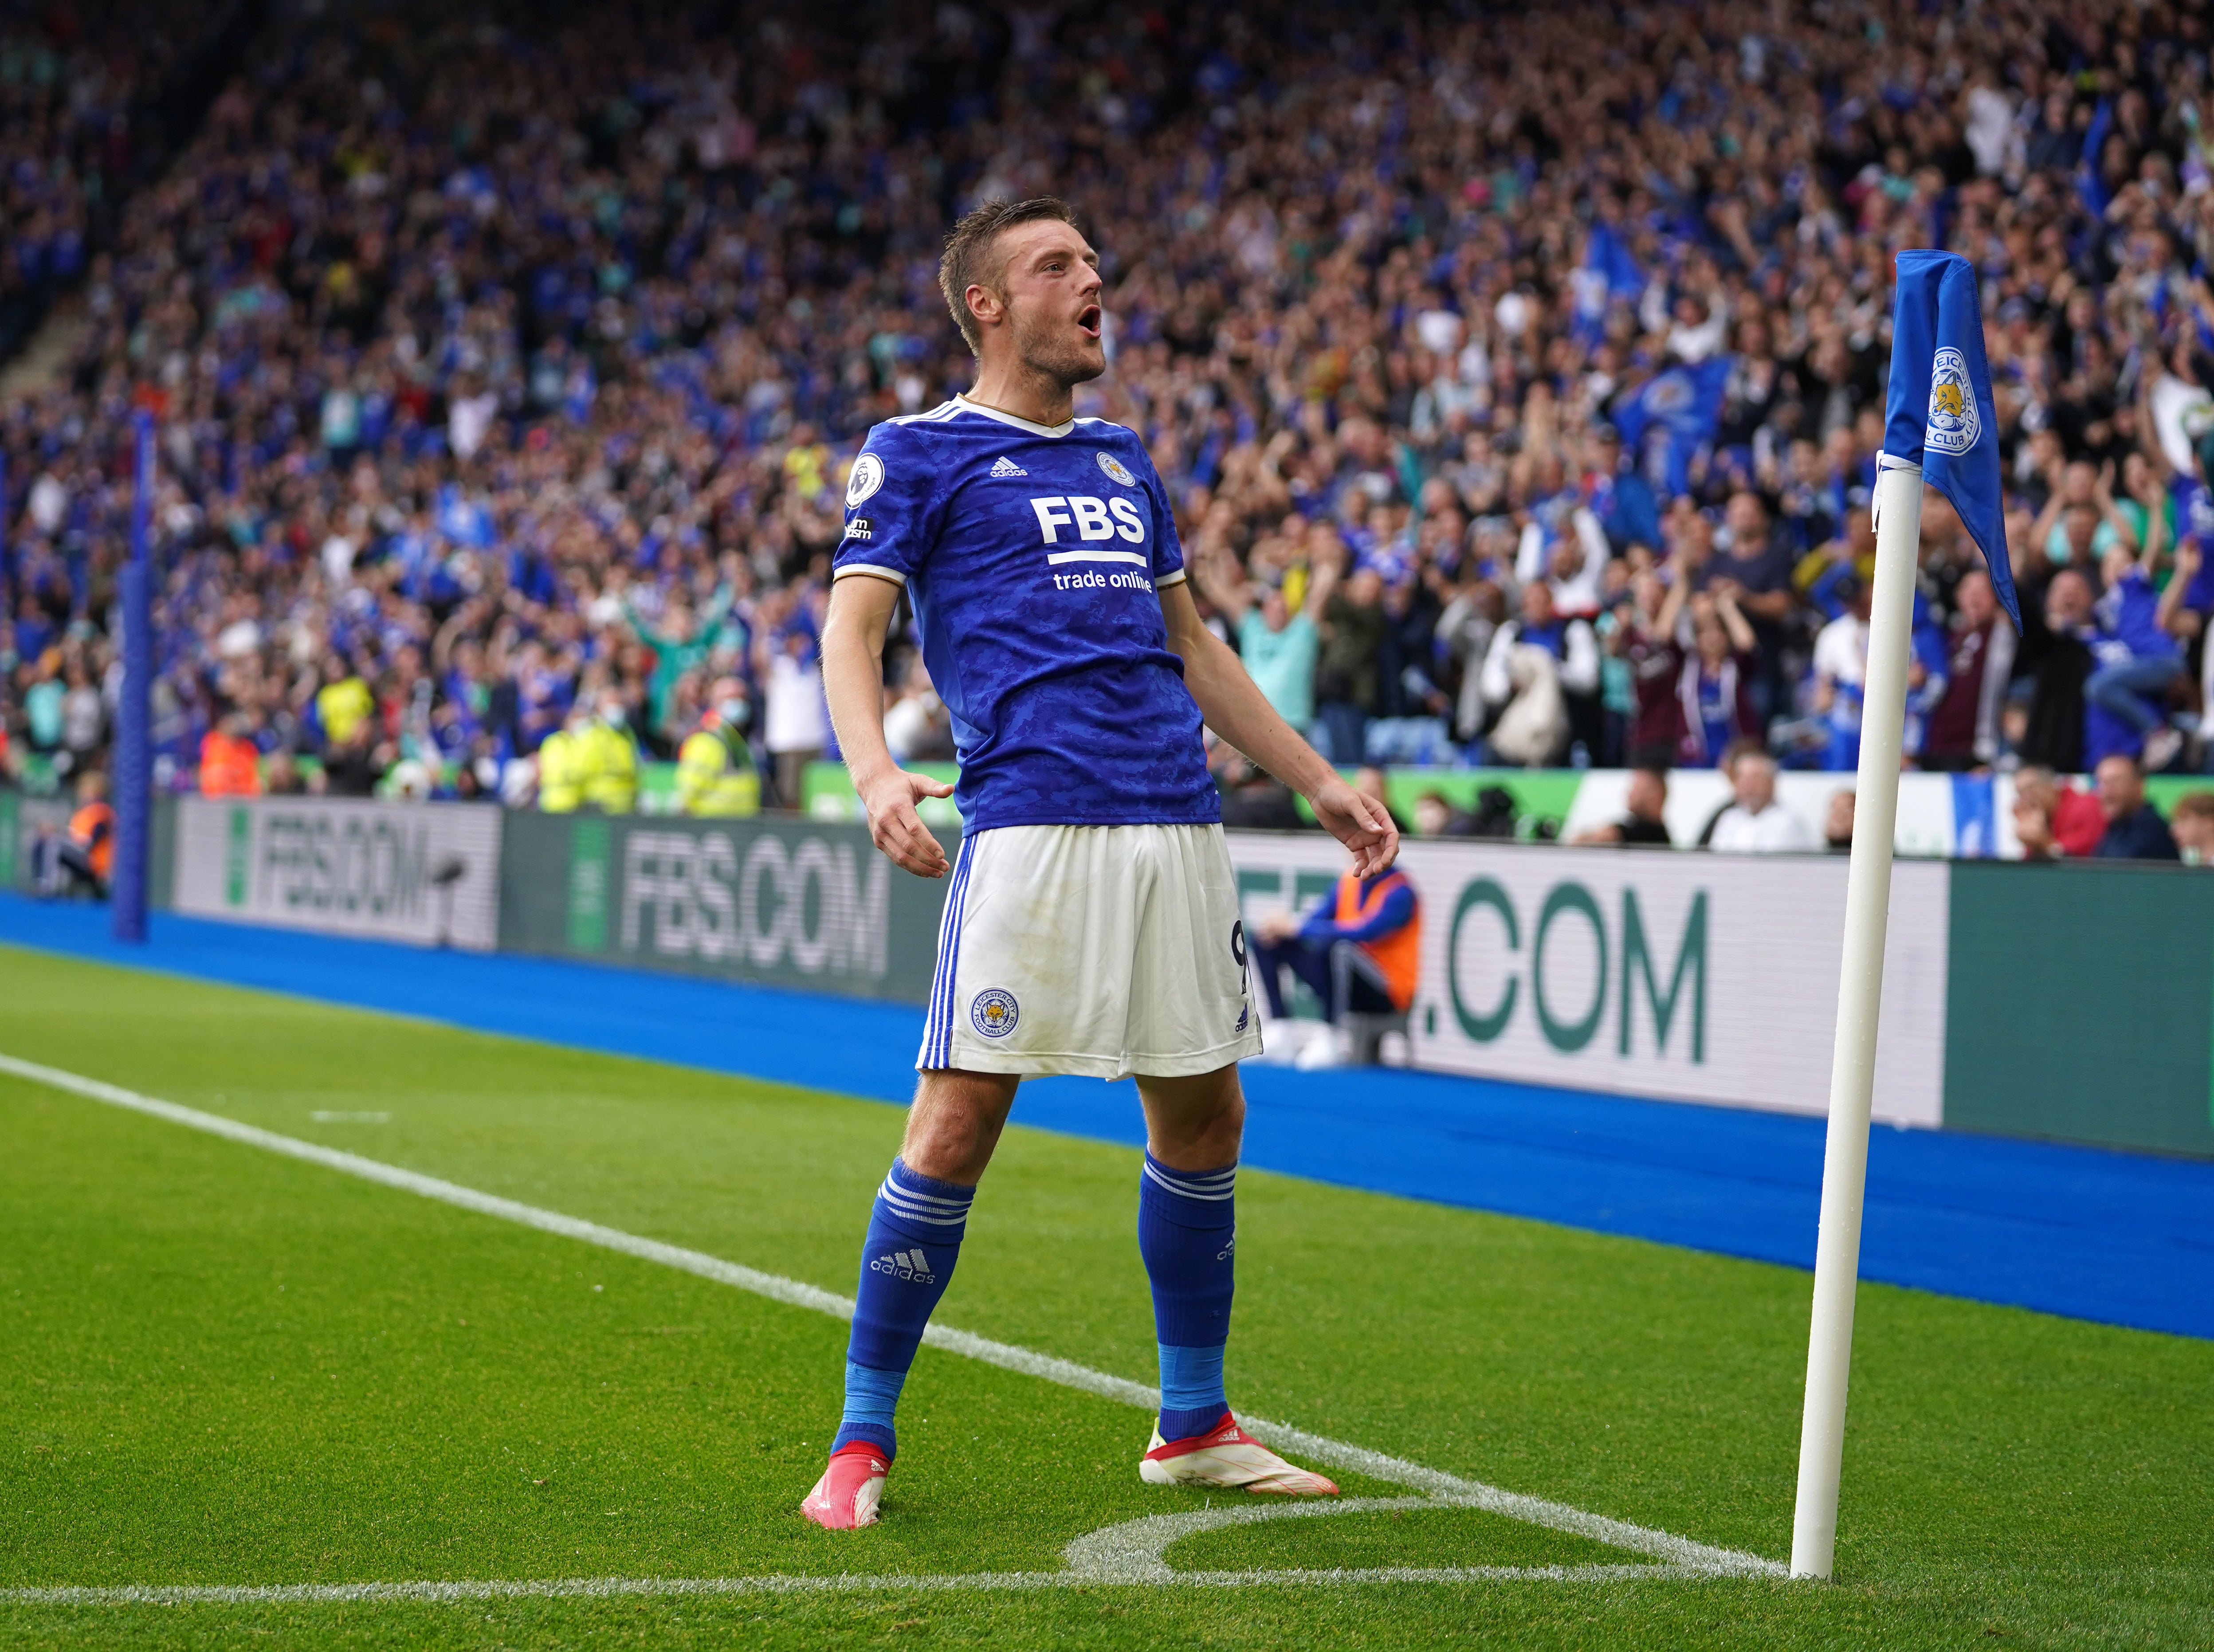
[{"xmin": 803, "ymin": 198, "xmax": 1399, "ymax": 1529}]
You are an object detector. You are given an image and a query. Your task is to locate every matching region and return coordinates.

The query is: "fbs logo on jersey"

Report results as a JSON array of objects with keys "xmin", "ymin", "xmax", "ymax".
[
  {"xmin": 1030, "ymin": 495, "xmax": 1146, "ymax": 543},
  {"xmin": 846, "ymin": 452, "xmax": 885, "ymax": 506},
  {"xmin": 989, "ymin": 455, "xmax": 1028, "ymax": 478},
  {"xmin": 970, "ymin": 988, "xmax": 1020, "ymax": 1039},
  {"xmin": 1096, "ymin": 451, "xmax": 1137, "ymax": 487}
]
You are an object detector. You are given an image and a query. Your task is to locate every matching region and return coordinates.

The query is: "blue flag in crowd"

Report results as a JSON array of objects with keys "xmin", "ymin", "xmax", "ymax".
[
  {"xmin": 2077, "ymin": 98, "xmax": 2114, "ymax": 221},
  {"xmin": 1572, "ymin": 224, "xmax": 1645, "ymax": 343},
  {"xmin": 1589, "ymin": 223, "xmax": 1644, "ymax": 301},
  {"xmin": 1613, "ymin": 355, "xmax": 1730, "ymax": 497},
  {"xmin": 1884, "ymin": 249, "xmax": 2022, "ymax": 631}
]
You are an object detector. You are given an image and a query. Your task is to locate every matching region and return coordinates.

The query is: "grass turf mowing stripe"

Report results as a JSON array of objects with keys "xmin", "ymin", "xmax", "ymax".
[
  {"xmin": 6, "ymin": 895, "xmax": 2209, "ymax": 1342},
  {"xmin": 3, "ymin": 1567, "xmax": 1683, "ymax": 1606},
  {"xmin": 0, "ymin": 1047, "xmax": 1783, "ymax": 1584}
]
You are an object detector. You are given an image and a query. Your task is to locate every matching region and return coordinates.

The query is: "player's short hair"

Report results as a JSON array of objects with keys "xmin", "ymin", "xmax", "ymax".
[{"xmin": 938, "ymin": 197, "xmax": 1077, "ymax": 356}]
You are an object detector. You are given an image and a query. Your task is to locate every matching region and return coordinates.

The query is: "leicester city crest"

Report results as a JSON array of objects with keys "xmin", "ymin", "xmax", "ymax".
[
  {"xmin": 1644, "ymin": 373, "xmax": 1694, "ymax": 418},
  {"xmin": 1925, "ymin": 347, "xmax": 1978, "ymax": 456},
  {"xmin": 970, "ymin": 987, "xmax": 1020, "ymax": 1039},
  {"xmin": 1096, "ymin": 451, "xmax": 1137, "ymax": 487}
]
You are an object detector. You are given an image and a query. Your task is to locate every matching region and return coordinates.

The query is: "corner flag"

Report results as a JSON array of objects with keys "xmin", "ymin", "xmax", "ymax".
[
  {"xmin": 1881, "ymin": 250, "xmax": 2021, "ymax": 631},
  {"xmin": 1793, "ymin": 248, "xmax": 2017, "ymax": 1581}
]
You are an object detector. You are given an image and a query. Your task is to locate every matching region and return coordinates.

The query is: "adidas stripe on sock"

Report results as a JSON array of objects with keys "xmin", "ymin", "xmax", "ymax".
[
  {"xmin": 833, "ymin": 1158, "xmax": 976, "ymax": 1460},
  {"xmin": 1137, "ymin": 1153, "xmax": 1236, "ymax": 1442}
]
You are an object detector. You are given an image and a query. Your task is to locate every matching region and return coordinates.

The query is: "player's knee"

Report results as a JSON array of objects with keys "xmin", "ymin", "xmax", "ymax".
[
  {"xmin": 903, "ymin": 1071, "xmax": 1016, "ymax": 1180},
  {"xmin": 1139, "ymin": 1066, "xmax": 1245, "ymax": 1165}
]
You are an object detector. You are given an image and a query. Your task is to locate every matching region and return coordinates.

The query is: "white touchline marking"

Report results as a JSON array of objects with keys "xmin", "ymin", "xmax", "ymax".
[
  {"xmin": 0, "ymin": 1050, "xmax": 1789, "ymax": 1598},
  {"xmin": 309, "ymin": 1110, "xmax": 389, "ymax": 1123}
]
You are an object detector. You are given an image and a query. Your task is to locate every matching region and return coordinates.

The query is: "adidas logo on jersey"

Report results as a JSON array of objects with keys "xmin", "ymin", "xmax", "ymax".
[
  {"xmin": 869, "ymin": 1248, "xmax": 935, "ymax": 1283},
  {"xmin": 989, "ymin": 455, "xmax": 1028, "ymax": 478}
]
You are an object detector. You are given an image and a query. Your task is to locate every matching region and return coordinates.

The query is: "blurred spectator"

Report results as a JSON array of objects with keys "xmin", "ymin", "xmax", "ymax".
[
  {"xmin": 1811, "ymin": 577, "xmax": 1872, "ymax": 773},
  {"xmin": 1194, "ymin": 538, "xmax": 1337, "ymax": 737},
  {"xmin": 2013, "ymin": 765, "xmax": 2113, "ymax": 860},
  {"xmin": 1411, "ymin": 789, "xmax": 1477, "ymax": 839},
  {"xmin": 2092, "ymin": 753, "xmax": 2180, "ymax": 861},
  {"xmin": 1212, "ymin": 744, "xmax": 1306, "ymax": 833},
  {"xmin": 1314, "ymin": 566, "xmax": 1387, "ymax": 765},
  {"xmin": 1570, "ymin": 766, "xmax": 1672, "ymax": 847},
  {"xmin": 1824, "ymin": 790, "xmax": 1856, "ymax": 854},
  {"xmin": 676, "ymin": 676, "xmax": 760, "ymax": 817},
  {"xmin": 263, "ymin": 751, "xmax": 306, "ymax": 797},
  {"xmin": 1251, "ymin": 777, "xmax": 1420, "ymax": 1068},
  {"xmin": 36, "ymin": 770, "xmax": 114, "ymax": 898},
  {"xmin": 198, "ymin": 713, "xmax": 262, "ymax": 797},
  {"xmin": 758, "ymin": 612, "xmax": 829, "ymax": 810},
  {"xmin": 1479, "ymin": 581, "xmax": 1597, "ymax": 766},
  {"xmin": 1707, "ymin": 747, "xmax": 1816, "ymax": 854},
  {"xmin": 536, "ymin": 703, "xmax": 592, "ymax": 814},
  {"xmin": 1920, "ymin": 572, "xmax": 2014, "ymax": 771},
  {"xmin": 2169, "ymin": 793, "xmax": 2214, "ymax": 866},
  {"xmin": 2083, "ymin": 521, "xmax": 2190, "ymax": 774},
  {"xmin": 2012, "ymin": 572, "xmax": 2099, "ymax": 775},
  {"xmin": 581, "ymin": 695, "xmax": 641, "ymax": 815},
  {"xmin": 322, "ymin": 727, "xmax": 385, "ymax": 799},
  {"xmin": 883, "ymin": 661, "xmax": 955, "ymax": 764}
]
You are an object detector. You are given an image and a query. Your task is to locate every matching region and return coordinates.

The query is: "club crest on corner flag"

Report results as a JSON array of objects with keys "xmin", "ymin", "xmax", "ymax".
[{"xmin": 1883, "ymin": 249, "xmax": 2022, "ymax": 630}]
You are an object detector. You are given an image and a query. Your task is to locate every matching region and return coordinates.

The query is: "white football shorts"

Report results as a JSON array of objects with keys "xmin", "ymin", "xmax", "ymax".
[{"xmin": 917, "ymin": 823, "xmax": 1263, "ymax": 1080}]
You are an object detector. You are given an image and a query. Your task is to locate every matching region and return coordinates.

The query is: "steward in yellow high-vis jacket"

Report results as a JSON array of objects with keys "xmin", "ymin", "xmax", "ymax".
[
  {"xmin": 536, "ymin": 705, "xmax": 592, "ymax": 812},
  {"xmin": 677, "ymin": 679, "xmax": 761, "ymax": 816},
  {"xmin": 581, "ymin": 698, "xmax": 641, "ymax": 814}
]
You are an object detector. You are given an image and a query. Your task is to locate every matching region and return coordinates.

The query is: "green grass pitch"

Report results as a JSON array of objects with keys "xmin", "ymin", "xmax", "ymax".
[{"xmin": 1, "ymin": 944, "xmax": 2209, "ymax": 1649}]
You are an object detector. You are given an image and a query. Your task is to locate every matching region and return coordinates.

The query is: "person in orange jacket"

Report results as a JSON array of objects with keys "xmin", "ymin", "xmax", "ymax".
[
  {"xmin": 1249, "ymin": 773, "xmax": 1420, "ymax": 1069},
  {"xmin": 54, "ymin": 769, "xmax": 116, "ymax": 896},
  {"xmin": 199, "ymin": 713, "xmax": 263, "ymax": 796}
]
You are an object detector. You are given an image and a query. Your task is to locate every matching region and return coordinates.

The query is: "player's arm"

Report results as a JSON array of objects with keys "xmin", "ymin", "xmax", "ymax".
[
  {"xmin": 821, "ymin": 572, "xmax": 954, "ymax": 879},
  {"xmin": 1158, "ymin": 578, "xmax": 1399, "ymax": 876}
]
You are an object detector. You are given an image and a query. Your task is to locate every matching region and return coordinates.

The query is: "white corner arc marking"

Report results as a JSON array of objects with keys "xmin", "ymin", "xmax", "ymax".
[{"xmin": 0, "ymin": 1050, "xmax": 1786, "ymax": 1596}]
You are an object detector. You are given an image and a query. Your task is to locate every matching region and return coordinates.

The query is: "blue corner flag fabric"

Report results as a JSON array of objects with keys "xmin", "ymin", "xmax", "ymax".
[{"xmin": 1884, "ymin": 249, "xmax": 2022, "ymax": 631}]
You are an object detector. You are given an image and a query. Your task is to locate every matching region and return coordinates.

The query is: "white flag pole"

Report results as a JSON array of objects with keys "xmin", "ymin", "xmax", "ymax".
[{"xmin": 1788, "ymin": 456, "xmax": 1924, "ymax": 1581}]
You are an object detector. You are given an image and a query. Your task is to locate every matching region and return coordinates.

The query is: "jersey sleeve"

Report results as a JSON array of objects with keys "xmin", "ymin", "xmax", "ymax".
[
  {"xmin": 1129, "ymin": 440, "xmax": 1187, "ymax": 588},
  {"xmin": 832, "ymin": 426, "xmax": 944, "ymax": 588}
]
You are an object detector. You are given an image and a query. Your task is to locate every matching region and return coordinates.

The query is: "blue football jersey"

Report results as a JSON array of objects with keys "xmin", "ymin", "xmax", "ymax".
[{"xmin": 832, "ymin": 396, "xmax": 1217, "ymax": 830}]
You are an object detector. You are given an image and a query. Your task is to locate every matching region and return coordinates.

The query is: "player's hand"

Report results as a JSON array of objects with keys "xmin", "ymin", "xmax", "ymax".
[
  {"xmin": 858, "ymin": 767, "xmax": 954, "ymax": 878},
  {"xmin": 1310, "ymin": 778, "xmax": 1399, "ymax": 878}
]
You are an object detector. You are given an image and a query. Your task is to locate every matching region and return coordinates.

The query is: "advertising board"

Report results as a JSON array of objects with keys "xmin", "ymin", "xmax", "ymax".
[
  {"xmin": 171, "ymin": 796, "xmax": 503, "ymax": 949},
  {"xmin": 1227, "ymin": 832, "xmax": 1948, "ymax": 1125},
  {"xmin": 498, "ymin": 812, "xmax": 944, "ymax": 1001}
]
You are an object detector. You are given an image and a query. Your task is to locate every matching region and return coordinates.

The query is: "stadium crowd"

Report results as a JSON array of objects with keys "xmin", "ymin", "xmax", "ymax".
[{"xmin": 3, "ymin": 0, "xmax": 2214, "ymax": 861}]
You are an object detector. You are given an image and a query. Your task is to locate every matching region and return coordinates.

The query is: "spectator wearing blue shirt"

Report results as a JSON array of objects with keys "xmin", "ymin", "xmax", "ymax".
[
  {"xmin": 1586, "ymin": 426, "xmax": 1661, "ymax": 557},
  {"xmin": 2085, "ymin": 522, "xmax": 2191, "ymax": 773},
  {"xmin": 1701, "ymin": 492, "xmax": 1798, "ymax": 721},
  {"xmin": 2092, "ymin": 754, "xmax": 2179, "ymax": 861}
]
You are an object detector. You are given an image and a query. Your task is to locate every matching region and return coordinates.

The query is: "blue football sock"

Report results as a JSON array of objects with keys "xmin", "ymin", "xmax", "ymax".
[
  {"xmin": 1137, "ymin": 1153, "xmax": 1236, "ymax": 1441},
  {"xmin": 834, "ymin": 1362, "xmax": 906, "ymax": 1459},
  {"xmin": 1157, "ymin": 1343, "xmax": 1228, "ymax": 1440},
  {"xmin": 832, "ymin": 1158, "xmax": 975, "ymax": 1459}
]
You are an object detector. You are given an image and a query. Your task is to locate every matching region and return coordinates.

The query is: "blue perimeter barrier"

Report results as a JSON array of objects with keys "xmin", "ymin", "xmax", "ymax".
[{"xmin": 3, "ymin": 891, "xmax": 2207, "ymax": 1343}]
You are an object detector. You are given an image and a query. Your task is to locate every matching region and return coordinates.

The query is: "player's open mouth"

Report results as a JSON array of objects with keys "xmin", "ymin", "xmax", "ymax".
[{"xmin": 1077, "ymin": 305, "xmax": 1102, "ymax": 339}]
